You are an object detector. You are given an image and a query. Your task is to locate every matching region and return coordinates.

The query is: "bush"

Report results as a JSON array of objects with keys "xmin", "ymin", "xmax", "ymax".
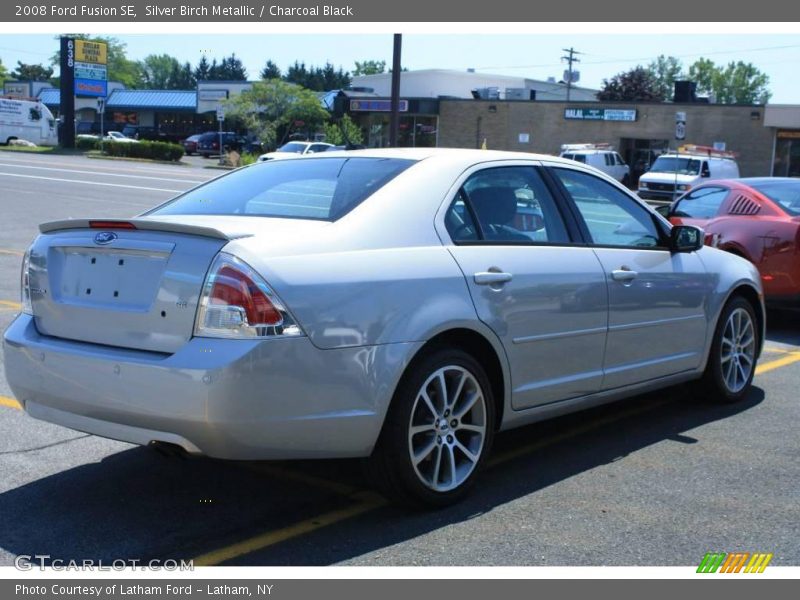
[
  {"xmin": 76, "ymin": 136, "xmax": 100, "ymax": 151},
  {"xmin": 239, "ymin": 152, "xmax": 259, "ymax": 166},
  {"xmin": 101, "ymin": 140, "xmax": 184, "ymax": 162}
]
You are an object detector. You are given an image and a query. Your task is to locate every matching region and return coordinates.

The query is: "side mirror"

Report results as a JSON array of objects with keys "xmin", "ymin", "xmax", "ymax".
[
  {"xmin": 670, "ymin": 225, "xmax": 704, "ymax": 253},
  {"xmin": 654, "ymin": 205, "xmax": 671, "ymax": 218}
]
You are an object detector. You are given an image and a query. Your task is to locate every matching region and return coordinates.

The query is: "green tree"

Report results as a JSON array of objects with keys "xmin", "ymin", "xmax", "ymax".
[
  {"xmin": 11, "ymin": 61, "xmax": 54, "ymax": 82},
  {"xmin": 323, "ymin": 114, "xmax": 364, "ymax": 146},
  {"xmin": 597, "ymin": 66, "xmax": 664, "ymax": 102},
  {"xmin": 208, "ymin": 54, "xmax": 247, "ymax": 80},
  {"xmin": 353, "ymin": 60, "xmax": 386, "ymax": 76},
  {"xmin": 139, "ymin": 54, "xmax": 178, "ymax": 89},
  {"xmin": 194, "ymin": 56, "xmax": 211, "ymax": 81},
  {"xmin": 688, "ymin": 58, "xmax": 771, "ymax": 104},
  {"xmin": 224, "ymin": 79, "xmax": 329, "ymax": 149},
  {"xmin": 260, "ymin": 60, "xmax": 281, "ymax": 79},
  {"xmin": 0, "ymin": 58, "xmax": 10, "ymax": 87},
  {"xmin": 51, "ymin": 35, "xmax": 142, "ymax": 88},
  {"xmin": 647, "ymin": 55, "xmax": 683, "ymax": 101},
  {"xmin": 284, "ymin": 61, "xmax": 349, "ymax": 91}
]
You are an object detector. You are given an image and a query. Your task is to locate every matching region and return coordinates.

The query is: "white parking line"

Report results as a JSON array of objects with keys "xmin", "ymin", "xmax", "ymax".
[
  {"xmin": 0, "ymin": 171, "xmax": 183, "ymax": 193},
  {"xmin": 0, "ymin": 153, "xmax": 213, "ymax": 178},
  {"xmin": 0, "ymin": 162, "xmax": 206, "ymax": 184}
]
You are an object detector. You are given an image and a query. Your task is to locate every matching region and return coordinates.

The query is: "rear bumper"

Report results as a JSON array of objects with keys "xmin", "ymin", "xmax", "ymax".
[{"xmin": 3, "ymin": 314, "xmax": 420, "ymax": 460}]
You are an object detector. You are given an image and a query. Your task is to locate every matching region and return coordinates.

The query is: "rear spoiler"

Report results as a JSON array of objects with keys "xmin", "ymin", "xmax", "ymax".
[{"xmin": 39, "ymin": 218, "xmax": 250, "ymax": 241}]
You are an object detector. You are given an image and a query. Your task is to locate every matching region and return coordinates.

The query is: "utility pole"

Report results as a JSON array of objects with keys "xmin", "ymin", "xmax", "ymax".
[
  {"xmin": 389, "ymin": 34, "xmax": 402, "ymax": 147},
  {"xmin": 561, "ymin": 47, "xmax": 581, "ymax": 102}
]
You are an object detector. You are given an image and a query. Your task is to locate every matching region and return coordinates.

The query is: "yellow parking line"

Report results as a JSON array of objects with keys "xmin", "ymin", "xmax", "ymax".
[
  {"xmin": 756, "ymin": 351, "xmax": 800, "ymax": 376},
  {"xmin": 0, "ymin": 396, "xmax": 22, "ymax": 410},
  {"xmin": 192, "ymin": 491, "xmax": 386, "ymax": 566},
  {"xmin": 238, "ymin": 462, "xmax": 361, "ymax": 497},
  {"xmin": 0, "ymin": 300, "xmax": 22, "ymax": 311},
  {"xmin": 191, "ymin": 350, "xmax": 800, "ymax": 566},
  {"xmin": 489, "ymin": 397, "xmax": 672, "ymax": 468}
]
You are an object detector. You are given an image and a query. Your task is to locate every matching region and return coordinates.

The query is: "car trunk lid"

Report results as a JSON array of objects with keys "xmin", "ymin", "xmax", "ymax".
[{"xmin": 29, "ymin": 219, "xmax": 234, "ymax": 354}]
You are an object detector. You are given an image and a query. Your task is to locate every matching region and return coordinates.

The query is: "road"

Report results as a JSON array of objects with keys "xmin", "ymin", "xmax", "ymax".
[{"xmin": 0, "ymin": 151, "xmax": 798, "ymax": 567}]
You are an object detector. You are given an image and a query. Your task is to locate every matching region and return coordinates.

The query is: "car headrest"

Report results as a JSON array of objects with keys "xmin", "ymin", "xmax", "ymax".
[{"xmin": 469, "ymin": 187, "xmax": 517, "ymax": 226}]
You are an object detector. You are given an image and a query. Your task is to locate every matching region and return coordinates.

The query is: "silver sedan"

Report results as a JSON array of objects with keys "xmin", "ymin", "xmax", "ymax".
[{"xmin": 3, "ymin": 149, "xmax": 765, "ymax": 507}]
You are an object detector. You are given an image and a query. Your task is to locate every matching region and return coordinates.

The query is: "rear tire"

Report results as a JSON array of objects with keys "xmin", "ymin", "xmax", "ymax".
[
  {"xmin": 698, "ymin": 296, "xmax": 759, "ymax": 403},
  {"xmin": 367, "ymin": 347, "xmax": 495, "ymax": 508}
]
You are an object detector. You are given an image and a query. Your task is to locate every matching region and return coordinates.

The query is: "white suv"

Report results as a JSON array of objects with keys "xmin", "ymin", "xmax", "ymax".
[{"xmin": 559, "ymin": 144, "xmax": 630, "ymax": 185}]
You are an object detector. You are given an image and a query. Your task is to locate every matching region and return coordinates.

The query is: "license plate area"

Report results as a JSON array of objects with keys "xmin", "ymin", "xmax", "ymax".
[{"xmin": 51, "ymin": 245, "xmax": 172, "ymax": 311}]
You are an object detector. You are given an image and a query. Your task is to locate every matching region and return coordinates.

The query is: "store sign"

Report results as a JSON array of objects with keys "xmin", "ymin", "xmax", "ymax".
[
  {"xmin": 75, "ymin": 40, "xmax": 107, "ymax": 65},
  {"xmin": 75, "ymin": 79, "xmax": 107, "ymax": 98},
  {"xmin": 198, "ymin": 89, "xmax": 228, "ymax": 101},
  {"xmin": 3, "ymin": 82, "xmax": 29, "ymax": 98},
  {"xmin": 113, "ymin": 112, "xmax": 138, "ymax": 124},
  {"xmin": 350, "ymin": 99, "xmax": 409, "ymax": 112},
  {"xmin": 564, "ymin": 108, "xmax": 637, "ymax": 121},
  {"xmin": 73, "ymin": 61, "xmax": 107, "ymax": 81}
]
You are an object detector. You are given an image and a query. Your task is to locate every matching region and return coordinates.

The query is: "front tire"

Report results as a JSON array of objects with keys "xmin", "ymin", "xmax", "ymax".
[
  {"xmin": 699, "ymin": 296, "xmax": 759, "ymax": 403},
  {"xmin": 368, "ymin": 348, "xmax": 495, "ymax": 508}
]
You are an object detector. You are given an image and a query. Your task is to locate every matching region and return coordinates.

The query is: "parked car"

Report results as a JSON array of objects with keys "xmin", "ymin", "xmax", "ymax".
[
  {"xmin": 121, "ymin": 125, "xmax": 159, "ymax": 141},
  {"xmin": 258, "ymin": 141, "xmax": 334, "ymax": 161},
  {"xmin": 196, "ymin": 132, "xmax": 248, "ymax": 158},
  {"xmin": 4, "ymin": 149, "xmax": 765, "ymax": 507},
  {"xmin": 181, "ymin": 133, "xmax": 209, "ymax": 155},
  {"xmin": 104, "ymin": 131, "xmax": 138, "ymax": 143},
  {"xmin": 662, "ymin": 177, "xmax": 800, "ymax": 308},
  {"xmin": 559, "ymin": 143, "xmax": 630, "ymax": 185},
  {"xmin": 638, "ymin": 145, "xmax": 740, "ymax": 202}
]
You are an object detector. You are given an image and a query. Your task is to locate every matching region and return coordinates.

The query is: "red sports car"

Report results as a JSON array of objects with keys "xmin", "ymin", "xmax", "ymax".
[{"xmin": 665, "ymin": 178, "xmax": 800, "ymax": 307}]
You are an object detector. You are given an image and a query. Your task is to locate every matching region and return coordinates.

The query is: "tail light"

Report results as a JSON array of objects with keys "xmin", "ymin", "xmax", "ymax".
[
  {"xmin": 20, "ymin": 248, "xmax": 32, "ymax": 315},
  {"xmin": 194, "ymin": 253, "xmax": 302, "ymax": 339}
]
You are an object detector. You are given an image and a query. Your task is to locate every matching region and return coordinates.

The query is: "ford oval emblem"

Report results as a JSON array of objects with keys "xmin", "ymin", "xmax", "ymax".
[{"xmin": 94, "ymin": 231, "xmax": 118, "ymax": 245}]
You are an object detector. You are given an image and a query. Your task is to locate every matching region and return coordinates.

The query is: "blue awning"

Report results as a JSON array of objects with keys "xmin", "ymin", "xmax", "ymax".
[{"xmin": 106, "ymin": 90, "xmax": 197, "ymax": 110}]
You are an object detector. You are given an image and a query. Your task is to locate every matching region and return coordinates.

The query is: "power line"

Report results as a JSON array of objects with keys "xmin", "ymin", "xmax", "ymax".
[{"xmin": 473, "ymin": 43, "xmax": 800, "ymax": 72}]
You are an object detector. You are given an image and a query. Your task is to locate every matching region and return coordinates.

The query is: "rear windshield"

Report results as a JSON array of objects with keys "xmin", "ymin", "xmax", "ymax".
[
  {"xmin": 149, "ymin": 157, "xmax": 415, "ymax": 221},
  {"xmin": 748, "ymin": 180, "xmax": 800, "ymax": 216}
]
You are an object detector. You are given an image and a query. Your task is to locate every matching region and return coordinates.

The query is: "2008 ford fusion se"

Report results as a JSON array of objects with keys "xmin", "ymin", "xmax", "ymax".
[{"xmin": 3, "ymin": 149, "xmax": 764, "ymax": 506}]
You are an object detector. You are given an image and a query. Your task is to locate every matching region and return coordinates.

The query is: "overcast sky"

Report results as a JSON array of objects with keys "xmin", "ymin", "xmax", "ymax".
[{"xmin": 1, "ymin": 34, "xmax": 799, "ymax": 102}]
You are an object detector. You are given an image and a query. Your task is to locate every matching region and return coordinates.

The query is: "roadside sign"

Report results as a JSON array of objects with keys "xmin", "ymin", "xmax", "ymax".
[
  {"xmin": 74, "ymin": 61, "xmax": 107, "ymax": 81},
  {"xmin": 75, "ymin": 40, "xmax": 107, "ymax": 65},
  {"xmin": 675, "ymin": 111, "xmax": 687, "ymax": 141}
]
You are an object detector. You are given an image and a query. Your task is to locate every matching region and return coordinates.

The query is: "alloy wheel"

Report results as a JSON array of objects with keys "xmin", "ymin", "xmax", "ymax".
[{"xmin": 407, "ymin": 365, "xmax": 487, "ymax": 492}]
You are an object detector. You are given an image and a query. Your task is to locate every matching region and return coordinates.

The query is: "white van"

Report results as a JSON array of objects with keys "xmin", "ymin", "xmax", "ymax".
[
  {"xmin": 559, "ymin": 143, "xmax": 630, "ymax": 185},
  {"xmin": 0, "ymin": 98, "xmax": 58, "ymax": 146},
  {"xmin": 638, "ymin": 145, "xmax": 739, "ymax": 202}
]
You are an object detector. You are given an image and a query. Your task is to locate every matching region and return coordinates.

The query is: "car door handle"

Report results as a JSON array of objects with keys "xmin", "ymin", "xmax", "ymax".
[
  {"xmin": 611, "ymin": 268, "xmax": 638, "ymax": 282},
  {"xmin": 474, "ymin": 271, "xmax": 513, "ymax": 286}
]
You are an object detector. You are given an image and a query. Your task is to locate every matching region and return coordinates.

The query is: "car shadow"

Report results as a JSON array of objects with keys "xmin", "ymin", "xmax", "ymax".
[
  {"xmin": 0, "ymin": 384, "xmax": 764, "ymax": 566},
  {"xmin": 765, "ymin": 308, "xmax": 800, "ymax": 346}
]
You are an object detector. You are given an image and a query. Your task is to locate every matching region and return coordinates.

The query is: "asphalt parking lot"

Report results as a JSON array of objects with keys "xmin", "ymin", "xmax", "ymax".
[{"xmin": 0, "ymin": 151, "xmax": 798, "ymax": 567}]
